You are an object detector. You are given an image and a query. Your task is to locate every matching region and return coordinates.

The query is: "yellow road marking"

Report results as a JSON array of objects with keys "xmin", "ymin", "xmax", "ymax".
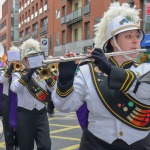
[
  {"xmin": 60, "ymin": 144, "xmax": 80, "ymax": 150},
  {"xmin": 50, "ymin": 125, "xmax": 80, "ymax": 134},
  {"xmin": 0, "ymin": 142, "xmax": 5, "ymax": 148},
  {"xmin": 49, "ymin": 124, "xmax": 79, "ymax": 128},
  {"xmin": 51, "ymin": 135, "xmax": 80, "ymax": 141},
  {"xmin": 49, "ymin": 117, "xmax": 77, "ymax": 121}
]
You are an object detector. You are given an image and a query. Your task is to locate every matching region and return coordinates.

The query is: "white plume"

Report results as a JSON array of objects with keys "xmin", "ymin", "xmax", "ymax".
[
  {"xmin": 21, "ymin": 38, "xmax": 41, "ymax": 59},
  {"xmin": 9, "ymin": 46, "xmax": 20, "ymax": 52}
]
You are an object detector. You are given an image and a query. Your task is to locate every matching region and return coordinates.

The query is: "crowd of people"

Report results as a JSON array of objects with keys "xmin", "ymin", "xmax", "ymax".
[{"xmin": 0, "ymin": 1, "xmax": 150, "ymax": 150}]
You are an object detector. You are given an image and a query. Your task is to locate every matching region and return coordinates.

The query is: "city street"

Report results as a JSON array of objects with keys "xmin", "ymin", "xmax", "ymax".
[{"xmin": 0, "ymin": 111, "xmax": 82, "ymax": 150}]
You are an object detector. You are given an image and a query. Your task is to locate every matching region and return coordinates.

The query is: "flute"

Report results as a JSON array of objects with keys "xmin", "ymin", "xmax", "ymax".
[{"xmin": 42, "ymin": 49, "xmax": 147, "ymax": 64}]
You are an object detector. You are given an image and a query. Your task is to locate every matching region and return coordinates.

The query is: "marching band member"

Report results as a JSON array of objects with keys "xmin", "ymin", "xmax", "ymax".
[
  {"xmin": 10, "ymin": 38, "xmax": 55, "ymax": 150},
  {"xmin": 0, "ymin": 46, "xmax": 19, "ymax": 150},
  {"xmin": 52, "ymin": 2, "xmax": 150, "ymax": 150}
]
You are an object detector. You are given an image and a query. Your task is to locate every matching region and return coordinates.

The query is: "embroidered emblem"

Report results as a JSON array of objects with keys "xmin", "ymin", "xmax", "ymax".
[
  {"xmin": 36, "ymin": 75, "xmax": 43, "ymax": 82},
  {"xmin": 120, "ymin": 16, "xmax": 132, "ymax": 25}
]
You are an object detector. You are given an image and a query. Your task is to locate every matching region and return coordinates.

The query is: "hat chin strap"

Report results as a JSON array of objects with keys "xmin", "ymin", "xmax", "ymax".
[{"xmin": 113, "ymin": 37, "xmax": 132, "ymax": 60}]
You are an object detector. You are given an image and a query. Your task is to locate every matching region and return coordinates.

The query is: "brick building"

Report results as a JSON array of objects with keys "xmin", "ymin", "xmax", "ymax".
[
  {"xmin": 0, "ymin": 0, "xmax": 19, "ymax": 52},
  {"xmin": 1, "ymin": 0, "xmax": 150, "ymax": 55}
]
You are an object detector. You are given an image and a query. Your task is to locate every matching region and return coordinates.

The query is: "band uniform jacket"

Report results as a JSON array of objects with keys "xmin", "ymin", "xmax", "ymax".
[
  {"xmin": 10, "ymin": 71, "xmax": 55, "ymax": 110},
  {"xmin": 52, "ymin": 58, "xmax": 150, "ymax": 145},
  {"xmin": 0, "ymin": 70, "xmax": 9, "ymax": 96}
]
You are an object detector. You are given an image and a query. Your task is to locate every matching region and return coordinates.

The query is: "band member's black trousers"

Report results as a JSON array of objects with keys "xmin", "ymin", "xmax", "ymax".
[
  {"xmin": 2, "ymin": 94, "xmax": 17, "ymax": 150},
  {"xmin": 16, "ymin": 107, "xmax": 51, "ymax": 150},
  {"xmin": 79, "ymin": 128, "xmax": 150, "ymax": 150}
]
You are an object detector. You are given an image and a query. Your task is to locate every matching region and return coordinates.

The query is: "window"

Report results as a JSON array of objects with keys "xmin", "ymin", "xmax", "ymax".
[
  {"xmin": 33, "ymin": 23, "xmax": 38, "ymax": 31},
  {"xmin": 20, "ymin": 31, "xmax": 24, "ymax": 38},
  {"xmin": 74, "ymin": 3, "xmax": 78, "ymax": 10},
  {"xmin": 85, "ymin": 0, "xmax": 90, "ymax": 4},
  {"xmin": 56, "ymin": 10, "xmax": 60, "ymax": 19},
  {"xmin": 56, "ymin": 33, "xmax": 59, "ymax": 46},
  {"xmin": 11, "ymin": 14, "xmax": 18, "ymax": 27},
  {"xmin": 26, "ymin": 27, "xmax": 30, "ymax": 36},
  {"xmin": 12, "ymin": 29, "xmax": 19, "ymax": 41},
  {"xmin": 143, "ymin": 0, "xmax": 150, "ymax": 34},
  {"xmin": 62, "ymin": 30, "xmax": 66, "ymax": 45},
  {"xmin": 74, "ymin": 29, "xmax": 78, "ymax": 41},
  {"xmin": 85, "ymin": 22, "xmax": 90, "ymax": 39},
  {"xmin": 41, "ymin": 17, "xmax": 48, "ymax": 27},
  {"xmin": 1, "ymin": 20, "xmax": 6, "ymax": 29},
  {"xmin": 36, "ymin": 3, "xmax": 38, "ymax": 11},
  {"xmin": 40, "ymin": 0, "xmax": 43, "ymax": 7},
  {"xmin": 62, "ymin": 6, "xmax": 66, "ymax": 16},
  {"xmin": 28, "ymin": 10, "xmax": 30, "ymax": 17},
  {"xmin": 25, "ymin": 12, "xmax": 27, "ymax": 19},
  {"xmin": 32, "ymin": 6, "xmax": 34, "ymax": 14}
]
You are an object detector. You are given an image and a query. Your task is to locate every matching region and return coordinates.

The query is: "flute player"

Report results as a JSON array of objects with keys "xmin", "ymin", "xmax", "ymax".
[{"xmin": 52, "ymin": 2, "xmax": 150, "ymax": 150}]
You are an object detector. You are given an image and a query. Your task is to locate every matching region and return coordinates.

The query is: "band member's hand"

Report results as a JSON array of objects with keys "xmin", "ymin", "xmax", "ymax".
[
  {"xmin": 5, "ymin": 63, "xmax": 14, "ymax": 76},
  {"xmin": 58, "ymin": 61, "xmax": 77, "ymax": 85},
  {"xmin": 21, "ymin": 68, "xmax": 37, "ymax": 83},
  {"xmin": 45, "ymin": 77, "xmax": 53, "ymax": 85},
  {"xmin": 90, "ymin": 48, "xmax": 111, "ymax": 75}
]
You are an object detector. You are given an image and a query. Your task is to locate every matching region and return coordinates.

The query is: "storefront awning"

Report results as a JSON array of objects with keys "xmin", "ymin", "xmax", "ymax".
[{"xmin": 141, "ymin": 34, "xmax": 150, "ymax": 47}]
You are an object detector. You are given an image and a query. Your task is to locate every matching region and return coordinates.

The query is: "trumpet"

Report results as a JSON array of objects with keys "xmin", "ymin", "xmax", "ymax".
[
  {"xmin": 38, "ymin": 63, "xmax": 58, "ymax": 80},
  {"xmin": 13, "ymin": 61, "xmax": 22, "ymax": 71},
  {"xmin": 42, "ymin": 49, "xmax": 147, "ymax": 64}
]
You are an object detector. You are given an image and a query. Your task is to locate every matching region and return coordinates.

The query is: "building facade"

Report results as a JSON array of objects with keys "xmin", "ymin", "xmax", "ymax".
[
  {"xmin": 1, "ymin": 0, "xmax": 150, "ymax": 55},
  {"xmin": 0, "ymin": 0, "xmax": 19, "ymax": 51}
]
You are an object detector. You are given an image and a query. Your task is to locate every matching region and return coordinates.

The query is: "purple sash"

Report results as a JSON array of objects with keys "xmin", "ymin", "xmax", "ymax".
[
  {"xmin": 0, "ymin": 83, "xmax": 3, "ymax": 116},
  {"xmin": 9, "ymin": 89, "xmax": 18, "ymax": 129},
  {"xmin": 76, "ymin": 102, "xmax": 89, "ymax": 129}
]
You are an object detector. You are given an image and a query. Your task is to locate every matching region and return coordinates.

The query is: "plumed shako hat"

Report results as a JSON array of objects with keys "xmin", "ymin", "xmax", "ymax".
[
  {"xmin": 21, "ymin": 38, "xmax": 41, "ymax": 60},
  {"xmin": 94, "ymin": 2, "xmax": 144, "ymax": 52}
]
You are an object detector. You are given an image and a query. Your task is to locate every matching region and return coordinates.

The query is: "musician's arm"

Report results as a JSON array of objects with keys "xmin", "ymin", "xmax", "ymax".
[
  {"xmin": 52, "ymin": 69, "xmax": 86, "ymax": 112},
  {"xmin": 108, "ymin": 63, "xmax": 150, "ymax": 99},
  {"xmin": 10, "ymin": 72, "xmax": 25, "ymax": 93}
]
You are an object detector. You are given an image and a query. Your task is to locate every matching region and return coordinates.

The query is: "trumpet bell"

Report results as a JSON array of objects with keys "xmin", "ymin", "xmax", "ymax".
[
  {"xmin": 14, "ymin": 62, "xmax": 22, "ymax": 71},
  {"xmin": 39, "ymin": 68, "xmax": 51, "ymax": 80},
  {"xmin": 49, "ymin": 63, "xmax": 58, "ymax": 76}
]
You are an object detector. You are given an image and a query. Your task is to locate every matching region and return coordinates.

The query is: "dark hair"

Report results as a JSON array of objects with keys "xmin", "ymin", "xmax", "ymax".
[
  {"xmin": 105, "ymin": 35, "xmax": 118, "ymax": 53},
  {"xmin": 105, "ymin": 40, "xmax": 113, "ymax": 53}
]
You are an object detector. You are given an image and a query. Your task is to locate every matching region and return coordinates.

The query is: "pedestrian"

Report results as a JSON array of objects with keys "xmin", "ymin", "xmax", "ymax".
[
  {"xmin": 10, "ymin": 38, "xmax": 55, "ymax": 150},
  {"xmin": 0, "ymin": 46, "xmax": 19, "ymax": 150},
  {"xmin": 52, "ymin": 2, "xmax": 150, "ymax": 150}
]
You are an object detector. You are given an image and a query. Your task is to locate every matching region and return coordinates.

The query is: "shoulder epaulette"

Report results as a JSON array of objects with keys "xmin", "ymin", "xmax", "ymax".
[{"xmin": 133, "ymin": 62, "xmax": 140, "ymax": 67}]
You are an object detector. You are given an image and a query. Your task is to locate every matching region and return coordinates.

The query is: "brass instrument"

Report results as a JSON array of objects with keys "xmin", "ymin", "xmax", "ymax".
[
  {"xmin": 42, "ymin": 49, "xmax": 147, "ymax": 64},
  {"xmin": 13, "ymin": 61, "xmax": 22, "ymax": 71},
  {"xmin": 38, "ymin": 63, "xmax": 58, "ymax": 80}
]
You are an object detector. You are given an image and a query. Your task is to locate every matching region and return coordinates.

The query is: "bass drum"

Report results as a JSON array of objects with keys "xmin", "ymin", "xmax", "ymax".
[{"xmin": 0, "ymin": 117, "xmax": 3, "ymax": 139}]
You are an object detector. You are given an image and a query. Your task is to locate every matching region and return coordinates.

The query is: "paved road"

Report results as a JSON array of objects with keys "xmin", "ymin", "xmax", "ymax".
[{"xmin": 0, "ymin": 111, "xmax": 82, "ymax": 150}]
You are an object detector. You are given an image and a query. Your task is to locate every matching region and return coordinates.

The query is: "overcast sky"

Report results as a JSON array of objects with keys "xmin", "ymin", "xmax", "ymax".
[{"xmin": 0, "ymin": 0, "xmax": 5, "ymax": 19}]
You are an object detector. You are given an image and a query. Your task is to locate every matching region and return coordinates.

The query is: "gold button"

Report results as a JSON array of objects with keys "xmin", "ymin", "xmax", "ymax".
[{"xmin": 119, "ymin": 131, "xmax": 123, "ymax": 136}]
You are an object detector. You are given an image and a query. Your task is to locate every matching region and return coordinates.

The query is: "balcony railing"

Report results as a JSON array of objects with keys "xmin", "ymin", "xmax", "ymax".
[
  {"xmin": 24, "ymin": 33, "xmax": 30, "ymax": 40},
  {"xmin": 83, "ymin": 3, "xmax": 90, "ymax": 15},
  {"xmin": 66, "ymin": 7, "xmax": 82, "ymax": 25},
  {"xmin": 32, "ymin": 29, "xmax": 38, "ymax": 37},
  {"xmin": 40, "ymin": 25, "xmax": 47, "ymax": 35},
  {"xmin": 19, "ymin": 37, "xmax": 24, "ymax": 42},
  {"xmin": 61, "ymin": 3, "xmax": 90, "ymax": 25},
  {"xmin": 61, "ymin": 16, "xmax": 66, "ymax": 24}
]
